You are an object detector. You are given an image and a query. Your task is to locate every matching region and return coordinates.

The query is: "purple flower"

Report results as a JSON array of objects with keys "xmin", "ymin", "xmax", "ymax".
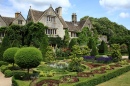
[
  {"xmin": 96, "ymin": 57, "xmax": 112, "ymax": 63},
  {"xmin": 83, "ymin": 56, "xmax": 95, "ymax": 60}
]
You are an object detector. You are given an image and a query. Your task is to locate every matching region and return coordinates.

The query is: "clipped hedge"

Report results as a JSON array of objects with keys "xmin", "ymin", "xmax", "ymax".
[
  {"xmin": 0, "ymin": 61, "xmax": 8, "ymax": 67},
  {"xmin": 4, "ymin": 69, "xmax": 13, "ymax": 77},
  {"xmin": 13, "ymin": 71, "xmax": 29, "ymax": 80},
  {"xmin": 3, "ymin": 47, "xmax": 19, "ymax": 65},
  {"xmin": 0, "ymin": 65, "xmax": 8, "ymax": 73},
  {"xmin": 75, "ymin": 65, "xmax": 130, "ymax": 86},
  {"xmin": 12, "ymin": 77, "xmax": 18, "ymax": 86},
  {"xmin": 14, "ymin": 47, "xmax": 43, "ymax": 73}
]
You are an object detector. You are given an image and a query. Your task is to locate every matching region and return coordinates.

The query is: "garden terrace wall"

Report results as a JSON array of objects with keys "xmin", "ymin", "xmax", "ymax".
[{"xmin": 75, "ymin": 65, "xmax": 130, "ymax": 86}]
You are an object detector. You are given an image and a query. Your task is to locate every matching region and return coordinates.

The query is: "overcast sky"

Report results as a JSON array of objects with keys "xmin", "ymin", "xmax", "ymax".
[{"xmin": 0, "ymin": 0, "xmax": 130, "ymax": 29}]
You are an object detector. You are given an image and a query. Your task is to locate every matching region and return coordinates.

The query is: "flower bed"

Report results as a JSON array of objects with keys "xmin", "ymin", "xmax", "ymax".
[
  {"xmin": 75, "ymin": 65, "xmax": 130, "ymax": 86},
  {"xmin": 36, "ymin": 79, "xmax": 60, "ymax": 86},
  {"xmin": 60, "ymin": 75, "xmax": 79, "ymax": 83},
  {"xmin": 77, "ymin": 72, "xmax": 94, "ymax": 77}
]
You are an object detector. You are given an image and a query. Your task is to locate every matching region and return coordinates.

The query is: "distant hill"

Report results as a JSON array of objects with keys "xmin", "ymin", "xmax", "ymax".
[{"xmin": 80, "ymin": 16, "xmax": 129, "ymax": 41}]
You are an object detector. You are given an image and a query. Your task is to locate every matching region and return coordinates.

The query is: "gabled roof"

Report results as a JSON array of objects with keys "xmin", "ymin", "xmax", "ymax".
[
  {"xmin": 2, "ymin": 16, "xmax": 14, "ymax": 26},
  {"xmin": 13, "ymin": 13, "xmax": 26, "ymax": 22},
  {"xmin": 66, "ymin": 20, "xmax": 86, "ymax": 32},
  {"xmin": 66, "ymin": 17, "xmax": 93, "ymax": 32},
  {"xmin": 58, "ymin": 16, "xmax": 68, "ymax": 28},
  {"xmin": 30, "ymin": 9, "xmax": 45, "ymax": 22},
  {"xmin": 28, "ymin": 7, "xmax": 68, "ymax": 28}
]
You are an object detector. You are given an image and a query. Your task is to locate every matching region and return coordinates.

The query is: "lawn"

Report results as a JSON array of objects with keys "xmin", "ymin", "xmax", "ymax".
[{"xmin": 97, "ymin": 71, "xmax": 130, "ymax": 86}]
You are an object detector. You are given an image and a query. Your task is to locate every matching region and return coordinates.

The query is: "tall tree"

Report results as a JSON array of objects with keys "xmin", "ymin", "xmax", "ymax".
[
  {"xmin": 77, "ymin": 27, "xmax": 90, "ymax": 45},
  {"xmin": 0, "ymin": 36, "xmax": 11, "ymax": 60},
  {"xmin": 69, "ymin": 38, "xmax": 78, "ymax": 49},
  {"xmin": 88, "ymin": 38, "xmax": 95, "ymax": 49},
  {"xmin": 98, "ymin": 40, "xmax": 108, "ymax": 54},
  {"xmin": 63, "ymin": 29, "xmax": 70, "ymax": 48},
  {"xmin": 40, "ymin": 35, "xmax": 49, "ymax": 60},
  {"xmin": 45, "ymin": 46, "xmax": 55, "ymax": 62},
  {"xmin": 91, "ymin": 45, "xmax": 99, "ymax": 56}
]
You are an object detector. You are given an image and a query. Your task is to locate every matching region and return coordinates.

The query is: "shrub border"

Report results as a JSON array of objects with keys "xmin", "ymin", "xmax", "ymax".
[{"xmin": 75, "ymin": 65, "xmax": 130, "ymax": 86}]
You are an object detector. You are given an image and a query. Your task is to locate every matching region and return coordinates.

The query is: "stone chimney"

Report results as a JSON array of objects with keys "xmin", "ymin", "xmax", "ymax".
[
  {"xmin": 55, "ymin": 7, "xmax": 62, "ymax": 17},
  {"xmin": 15, "ymin": 12, "xmax": 20, "ymax": 18},
  {"xmin": 72, "ymin": 13, "xmax": 77, "ymax": 23}
]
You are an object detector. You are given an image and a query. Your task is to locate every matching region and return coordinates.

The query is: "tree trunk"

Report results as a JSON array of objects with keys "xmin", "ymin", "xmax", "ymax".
[
  {"xmin": 128, "ymin": 44, "xmax": 130, "ymax": 60},
  {"xmin": 27, "ymin": 68, "xmax": 29, "ymax": 74},
  {"xmin": 27, "ymin": 68, "xmax": 30, "ymax": 80}
]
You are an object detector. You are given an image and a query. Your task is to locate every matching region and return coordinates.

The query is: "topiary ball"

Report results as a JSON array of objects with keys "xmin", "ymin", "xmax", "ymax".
[
  {"xmin": 14, "ymin": 47, "xmax": 43, "ymax": 69},
  {"xmin": 3, "ymin": 47, "xmax": 19, "ymax": 64}
]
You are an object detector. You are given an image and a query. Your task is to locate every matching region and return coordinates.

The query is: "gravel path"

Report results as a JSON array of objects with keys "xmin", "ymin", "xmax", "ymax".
[
  {"xmin": 0, "ymin": 72, "xmax": 12, "ymax": 86},
  {"xmin": 122, "ymin": 56, "xmax": 128, "ymax": 59}
]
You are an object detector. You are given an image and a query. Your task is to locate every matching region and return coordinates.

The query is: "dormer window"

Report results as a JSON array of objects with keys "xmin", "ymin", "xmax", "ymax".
[
  {"xmin": 47, "ymin": 16, "xmax": 55, "ymax": 22},
  {"xmin": 18, "ymin": 20, "xmax": 22, "ymax": 24},
  {"xmin": 71, "ymin": 32, "xmax": 77, "ymax": 37}
]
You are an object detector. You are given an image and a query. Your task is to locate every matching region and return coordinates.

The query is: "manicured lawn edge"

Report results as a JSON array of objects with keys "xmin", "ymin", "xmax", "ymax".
[
  {"xmin": 11, "ymin": 65, "xmax": 130, "ymax": 86},
  {"xmin": 75, "ymin": 65, "xmax": 130, "ymax": 86}
]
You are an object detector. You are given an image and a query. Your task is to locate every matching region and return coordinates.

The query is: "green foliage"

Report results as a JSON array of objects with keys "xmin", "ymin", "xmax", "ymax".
[
  {"xmin": 55, "ymin": 48, "xmax": 63, "ymax": 57},
  {"xmin": 4, "ymin": 69, "xmax": 13, "ymax": 77},
  {"xmin": 0, "ymin": 61, "xmax": 8, "ymax": 67},
  {"xmin": 13, "ymin": 71, "xmax": 29, "ymax": 80},
  {"xmin": 88, "ymin": 38, "xmax": 95, "ymax": 49},
  {"xmin": 91, "ymin": 45, "xmax": 99, "ymax": 56},
  {"xmin": 128, "ymin": 44, "xmax": 130, "ymax": 60},
  {"xmin": 120, "ymin": 44, "xmax": 128, "ymax": 53},
  {"xmin": 14, "ymin": 47, "xmax": 42, "ymax": 73},
  {"xmin": 111, "ymin": 44, "xmax": 122, "ymax": 62},
  {"xmin": 0, "ymin": 65, "xmax": 8, "ymax": 73},
  {"xmin": 3, "ymin": 47, "xmax": 19, "ymax": 66},
  {"xmin": 63, "ymin": 29, "xmax": 70, "ymax": 48},
  {"xmin": 81, "ymin": 46, "xmax": 90, "ymax": 56},
  {"xmin": 2, "ymin": 22, "xmax": 47, "ymax": 47},
  {"xmin": 81, "ymin": 16, "xmax": 129, "ymax": 42},
  {"xmin": 98, "ymin": 41, "xmax": 108, "ymax": 54},
  {"xmin": 0, "ymin": 36, "xmax": 11, "ymax": 60},
  {"xmin": 12, "ymin": 77, "xmax": 18, "ymax": 86},
  {"xmin": 49, "ymin": 36, "xmax": 63, "ymax": 48},
  {"xmin": 77, "ymin": 27, "xmax": 90, "ymax": 45},
  {"xmin": 69, "ymin": 38, "xmax": 78, "ymax": 49},
  {"xmin": 71, "ymin": 45, "xmax": 82, "ymax": 56},
  {"xmin": 39, "ymin": 35, "xmax": 49, "ymax": 59},
  {"xmin": 68, "ymin": 54, "xmax": 84, "ymax": 72},
  {"xmin": 75, "ymin": 65, "xmax": 130, "ymax": 86},
  {"xmin": 119, "ymin": 60, "xmax": 129, "ymax": 65},
  {"xmin": 45, "ymin": 46, "xmax": 55, "ymax": 62}
]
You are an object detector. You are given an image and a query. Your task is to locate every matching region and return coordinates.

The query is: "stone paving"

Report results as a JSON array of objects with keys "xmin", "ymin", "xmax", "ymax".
[{"xmin": 0, "ymin": 72, "xmax": 12, "ymax": 86}]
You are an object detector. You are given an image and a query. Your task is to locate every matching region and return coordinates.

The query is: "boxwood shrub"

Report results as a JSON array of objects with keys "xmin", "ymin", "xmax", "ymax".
[
  {"xmin": 3, "ymin": 47, "xmax": 19, "ymax": 66},
  {"xmin": 4, "ymin": 69, "xmax": 13, "ymax": 77},
  {"xmin": 0, "ymin": 65, "xmax": 8, "ymax": 73},
  {"xmin": 75, "ymin": 65, "xmax": 130, "ymax": 86},
  {"xmin": 13, "ymin": 71, "xmax": 29, "ymax": 80},
  {"xmin": 12, "ymin": 77, "xmax": 18, "ymax": 86},
  {"xmin": 0, "ymin": 61, "xmax": 8, "ymax": 67}
]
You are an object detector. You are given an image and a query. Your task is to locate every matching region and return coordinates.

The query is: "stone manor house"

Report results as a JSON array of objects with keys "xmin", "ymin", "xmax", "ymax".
[{"xmin": 0, "ymin": 5, "xmax": 93, "ymax": 39}]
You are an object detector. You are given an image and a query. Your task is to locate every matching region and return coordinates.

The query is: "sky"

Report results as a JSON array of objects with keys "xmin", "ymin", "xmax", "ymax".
[{"xmin": 0, "ymin": 0, "xmax": 130, "ymax": 29}]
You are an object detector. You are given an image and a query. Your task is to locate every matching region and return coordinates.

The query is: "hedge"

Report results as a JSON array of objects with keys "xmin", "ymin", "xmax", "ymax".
[
  {"xmin": 12, "ymin": 77, "xmax": 18, "ymax": 86},
  {"xmin": 75, "ymin": 65, "xmax": 130, "ymax": 86},
  {"xmin": 4, "ymin": 69, "xmax": 13, "ymax": 77}
]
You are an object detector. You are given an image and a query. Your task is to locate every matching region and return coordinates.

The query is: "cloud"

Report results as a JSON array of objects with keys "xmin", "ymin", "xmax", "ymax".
[
  {"xmin": 119, "ymin": 12, "xmax": 130, "ymax": 18},
  {"xmin": 99, "ymin": 0, "xmax": 130, "ymax": 11},
  {"xmin": 0, "ymin": 0, "xmax": 71, "ymax": 18}
]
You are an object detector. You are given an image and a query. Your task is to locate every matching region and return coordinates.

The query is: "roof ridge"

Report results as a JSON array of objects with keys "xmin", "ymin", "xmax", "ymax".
[
  {"xmin": 30, "ymin": 9, "xmax": 44, "ymax": 12},
  {"xmin": 2, "ymin": 16, "xmax": 15, "ymax": 19}
]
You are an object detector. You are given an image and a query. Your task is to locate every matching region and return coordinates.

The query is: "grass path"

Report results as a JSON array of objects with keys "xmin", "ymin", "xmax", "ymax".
[{"xmin": 97, "ymin": 71, "xmax": 130, "ymax": 86}]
